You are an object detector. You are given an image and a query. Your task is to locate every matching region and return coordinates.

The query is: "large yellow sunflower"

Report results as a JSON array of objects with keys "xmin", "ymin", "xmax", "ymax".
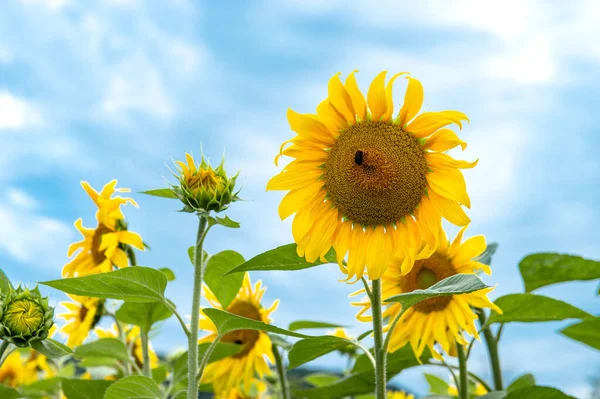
[
  {"xmin": 199, "ymin": 273, "xmax": 279, "ymax": 395},
  {"xmin": 63, "ymin": 180, "xmax": 144, "ymax": 277},
  {"xmin": 353, "ymin": 226, "xmax": 501, "ymax": 360},
  {"xmin": 267, "ymin": 71, "xmax": 475, "ymax": 280},
  {"xmin": 95, "ymin": 324, "xmax": 158, "ymax": 370},
  {"xmin": 58, "ymin": 295, "xmax": 104, "ymax": 347},
  {"xmin": 0, "ymin": 351, "xmax": 38, "ymax": 387}
]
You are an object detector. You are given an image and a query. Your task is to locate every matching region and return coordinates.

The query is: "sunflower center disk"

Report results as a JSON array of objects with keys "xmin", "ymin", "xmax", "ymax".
[
  {"xmin": 400, "ymin": 253, "xmax": 457, "ymax": 313},
  {"xmin": 222, "ymin": 300, "xmax": 262, "ymax": 358},
  {"xmin": 324, "ymin": 121, "xmax": 428, "ymax": 226},
  {"xmin": 91, "ymin": 224, "xmax": 112, "ymax": 264}
]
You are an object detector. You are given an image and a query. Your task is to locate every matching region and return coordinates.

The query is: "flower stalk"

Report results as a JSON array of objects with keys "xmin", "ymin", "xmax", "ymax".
[
  {"xmin": 371, "ymin": 279, "xmax": 386, "ymax": 399},
  {"xmin": 478, "ymin": 310, "xmax": 503, "ymax": 390},
  {"xmin": 456, "ymin": 342, "xmax": 468, "ymax": 399},
  {"xmin": 273, "ymin": 343, "xmax": 290, "ymax": 399}
]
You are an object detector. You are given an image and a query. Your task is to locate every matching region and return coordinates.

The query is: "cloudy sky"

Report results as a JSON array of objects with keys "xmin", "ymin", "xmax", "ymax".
[{"xmin": 1, "ymin": 0, "xmax": 599, "ymax": 397}]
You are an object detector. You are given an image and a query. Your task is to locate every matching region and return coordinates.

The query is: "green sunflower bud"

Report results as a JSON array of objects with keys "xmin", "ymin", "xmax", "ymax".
[
  {"xmin": 0, "ymin": 286, "xmax": 54, "ymax": 347},
  {"xmin": 172, "ymin": 152, "xmax": 239, "ymax": 214}
]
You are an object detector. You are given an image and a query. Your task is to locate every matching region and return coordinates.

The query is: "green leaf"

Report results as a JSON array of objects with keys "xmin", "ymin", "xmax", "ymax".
[
  {"xmin": 560, "ymin": 317, "xmax": 600, "ymax": 350},
  {"xmin": 0, "ymin": 267, "xmax": 13, "ymax": 295},
  {"xmin": 41, "ymin": 267, "xmax": 167, "ymax": 303},
  {"xmin": 504, "ymin": 386, "xmax": 575, "ymax": 399},
  {"xmin": 187, "ymin": 246, "xmax": 209, "ymax": 267},
  {"xmin": 357, "ymin": 330, "xmax": 373, "ymax": 341},
  {"xmin": 103, "ymin": 376, "xmax": 161, "ymax": 399},
  {"xmin": 352, "ymin": 345, "xmax": 430, "ymax": 375},
  {"xmin": 304, "ymin": 373, "xmax": 340, "ymax": 387},
  {"xmin": 507, "ymin": 373, "xmax": 536, "ymax": 392},
  {"xmin": 172, "ymin": 343, "xmax": 242, "ymax": 388},
  {"xmin": 293, "ymin": 373, "xmax": 375, "ymax": 398},
  {"xmin": 477, "ymin": 242, "xmax": 498, "ymax": 266},
  {"xmin": 488, "ymin": 293, "xmax": 592, "ymax": 324},
  {"xmin": 62, "ymin": 379, "xmax": 113, "ymax": 399},
  {"xmin": 425, "ymin": 373, "xmax": 450, "ymax": 395},
  {"xmin": 74, "ymin": 338, "xmax": 130, "ymax": 362},
  {"xmin": 171, "ymin": 392, "xmax": 186, "ymax": 399},
  {"xmin": 478, "ymin": 393, "xmax": 506, "ymax": 399},
  {"xmin": 140, "ymin": 188, "xmax": 178, "ymax": 199},
  {"xmin": 421, "ymin": 396, "xmax": 453, "ymax": 399},
  {"xmin": 116, "ymin": 301, "xmax": 173, "ymax": 333},
  {"xmin": 22, "ymin": 377, "xmax": 62, "ymax": 392},
  {"xmin": 385, "ymin": 274, "xmax": 488, "ymax": 309},
  {"xmin": 519, "ymin": 253, "xmax": 600, "ymax": 292},
  {"xmin": 79, "ymin": 357, "xmax": 120, "ymax": 368},
  {"xmin": 288, "ymin": 336, "xmax": 352, "ymax": 369},
  {"xmin": 204, "ymin": 250, "xmax": 245, "ymax": 308},
  {"xmin": 0, "ymin": 386, "xmax": 20, "ymax": 399},
  {"xmin": 158, "ymin": 267, "xmax": 176, "ymax": 281},
  {"xmin": 226, "ymin": 243, "xmax": 336, "ymax": 274},
  {"xmin": 151, "ymin": 365, "xmax": 167, "ymax": 384},
  {"xmin": 30, "ymin": 338, "xmax": 74, "ymax": 358},
  {"xmin": 203, "ymin": 308, "xmax": 310, "ymax": 338},
  {"xmin": 208, "ymin": 215, "xmax": 240, "ymax": 229},
  {"xmin": 269, "ymin": 334, "xmax": 293, "ymax": 351},
  {"xmin": 288, "ymin": 320, "xmax": 345, "ymax": 331}
]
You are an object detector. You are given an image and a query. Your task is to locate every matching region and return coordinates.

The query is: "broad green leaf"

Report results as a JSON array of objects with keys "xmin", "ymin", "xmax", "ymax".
[
  {"xmin": 478, "ymin": 393, "xmax": 506, "ymax": 399},
  {"xmin": 0, "ymin": 386, "xmax": 20, "ymax": 399},
  {"xmin": 158, "ymin": 267, "xmax": 176, "ymax": 281},
  {"xmin": 477, "ymin": 242, "xmax": 498, "ymax": 266},
  {"xmin": 560, "ymin": 317, "xmax": 600, "ymax": 350},
  {"xmin": 304, "ymin": 373, "xmax": 340, "ymax": 387},
  {"xmin": 504, "ymin": 386, "xmax": 575, "ymax": 399},
  {"xmin": 140, "ymin": 188, "xmax": 178, "ymax": 199},
  {"xmin": 62, "ymin": 379, "xmax": 113, "ymax": 399},
  {"xmin": 425, "ymin": 373, "xmax": 450, "ymax": 395},
  {"xmin": 293, "ymin": 373, "xmax": 375, "ymax": 398},
  {"xmin": 20, "ymin": 377, "xmax": 62, "ymax": 397},
  {"xmin": 488, "ymin": 294, "xmax": 592, "ymax": 324},
  {"xmin": 208, "ymin": 215, "xmax": 240, "ymax": 228},
  {"xmin": 288, "ymin": 336, "xmax": 352, "ymax": 369},
  {"xmin": 226, "ymin": 243, "xmax": 336, "ymax": 274},
  {"xmin": 79, "ymin": 357, "xmax": 119, "ymax": 368},
  {"xmin": 507, "ymin": 373, "xmax": 536, "ymax": 392},
  {"xmin": 30, "ymin": 338, "xmax": 74, "ymax": 358},
  {"xmin": 519, "ymin": 253, "xmax": 600, "ymax": 292},
  {"xmin": 74, "ymin": 338, "xmax": 130, "ymax": 362},
  {"xmin": 58, "ymin": 363, "xmax": 76, "ymax": 378},
  {"xmin": 116, "ymin": 301, "xmax": 173, "ymax": 333},
  {"xmin": 0, "ymin": 267, "xmax": 13, "ymax": 295},
  {"xmin": 269, "ymin": 334, "xmax": 293, "ymax": 351},
  {"xmin": 187, "ymin": 246, "xmax": 209, "ymax": 267},
  {"xmin": 103, "ymin": 376, "xmax": 161, "ymax": 399},
  {"xmin": 41, "ymin": 267, "xmax": 167, "ymax": 303},
  {"xmin": 203, "ymin": 308, "xmax": 310, "ymax": 338},
  {"xmin": 151, "ymin": 365, "xmax": 167, "ymax": 384},
  {"xmin": 288, "ymin": 320, "xmax": 345, "ymax": 331},
  {"xmin": 385, "ymin": 274, "xmax": 488, "ymax": 309},
  {"xmin": 171, "ymin": 392, "xmax": 186, "ymax": 399},
  {"xmin": 204, "ymin": 250, "xmax": 245, "ymax": 308},
  {"xmin": 172, "ymin": 343, "xmax": 242, "ymax": 388}
]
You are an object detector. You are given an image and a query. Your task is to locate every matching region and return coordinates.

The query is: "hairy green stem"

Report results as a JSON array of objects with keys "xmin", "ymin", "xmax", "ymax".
[
  {"xmin": 187, "ymin": 216, "xmax": 208, "ymax": 399},
  {"xmin": 457, "ymin": 342, "xmax": 468, "ymax": 399},
  {"xmin": 196, "ymin": 335, "xmax": 221, "ymax": 383},
  {"xmin": 428, "ymin": 363, "xmax": 492, "ymax": 393},
  {"xmin": 478, "ymin": 310, "xmax": 503, "ymax": 390},
  {"xmin": 0, "ymin": 340, "xmax": 10, "ymax": 367},
  {"xmin": 273, "ymin": 344, "xmax": 290, "ymax": 399},
  {"xmin": 141, "ymin": 330, "xmax": 151, "ymax": 377},
  {"xmin": 371, "ymin": 279, "xmax": 386, "ymax": 399}
]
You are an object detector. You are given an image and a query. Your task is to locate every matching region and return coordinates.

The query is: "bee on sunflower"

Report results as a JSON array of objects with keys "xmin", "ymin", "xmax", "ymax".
[
  {"xmin": 353, "ymin": 226, "xmax": 501, "ymax": 360},
  {"xmin": 268, "ymin": 71, "xmax": 474, "ymax": 280},
  {"xmin": 62, "ymin": 180, "xmax": 144, "ymax": 277},
  {"xmin": 58, "ymin": 295, "xmax": 104, "ymax": 347},
  {"xmin": 199, "ymin": 273, "xmax": 279, "ymax": 395}
]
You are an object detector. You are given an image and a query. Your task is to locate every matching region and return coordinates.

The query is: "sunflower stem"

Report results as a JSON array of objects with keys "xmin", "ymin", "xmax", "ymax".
[
  {"xmin": 187, "ymin": 216, "xmax": 208, "ymax": 399},
  {"xmin": 477, "ymin": 310, "xmax": 503, "ymax": 390},
  {"xmin": 141, "ymin": 330, "xmax": 151, "ymax": 378},
  {"xmin": 195, "ymin": 335, "xmax": 221, "ymax": 383},
  {"xmin": 371, "ymin": 279, "xmax": 386, "ymax": 399},
  {"xmin": 0, "ymin": 340, "xmax": 10, "ymax": 367},
  {"xmin": 273, "ymin": 344, "xmax": 290, "ymax": 399},
  {"xmin": 456, "ymin": 342, "xmax": 468, "ymax": 399}
]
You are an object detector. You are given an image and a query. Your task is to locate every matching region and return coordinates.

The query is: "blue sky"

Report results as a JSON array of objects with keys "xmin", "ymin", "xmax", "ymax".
[{"xmin": 1, "ymin": 0, "xmax": 599, "ymax": 397}]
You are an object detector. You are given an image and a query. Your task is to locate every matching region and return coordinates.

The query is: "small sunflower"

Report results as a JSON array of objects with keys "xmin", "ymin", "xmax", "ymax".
[
  {"xmin": 268, "ymin": 71, "xmax": 475, "ymax": 280},
  {"xmin": 199, "ymin": 273, "xmax": 279, "ymax": 394},
  {"xmin": 58, "ymin": 295, "xmax": 104, "ymax": 347},
  {"xmin": 63, "ymin": 180, "xmax": 144, "ymax": 277},
  {"xmin": 388, "ymin": 391, "xmax": 415, "ymax": 399},
  {"xmin": 353, "ymin": 226, "xmax": 501, "ymax": 360},
  {"xmin": 95, "ymin": 324, "xmax": 158, "ymax": 370},
  {"xmin": 0, "ymin": 351, "xmax": 38, "ymax": 387}
]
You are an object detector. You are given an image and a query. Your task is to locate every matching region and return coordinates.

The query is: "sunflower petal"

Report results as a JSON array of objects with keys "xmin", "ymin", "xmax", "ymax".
[
  {"xmin": 345, "ymin": 70, "xmax": 367, "ymax": 119},
  {"xmin": 383, "ymin": 72, "xmax": 409, "ymax": 121},
  {"xmin": 367, "ymin": 71, "xmax": 388, "ymax": 121},
  {"xmin": 287, "ymin": 109, "xmax": 335, "ymax": 144},
  {"xmin": 428, "ymin": 189, "xmax": 470, "ymax": 226},
  {"xmin": 328, "ymin": 73, "xmax": 355, "ymax": 122},
  {"xmin": 408, "ymin": 111, "xmax": 469, "ymax": 138},
  {"xmin": 427, "ymin": 166, "xmax": 471, "ymax": 208},
  {"xmin": 424, "ymin": 128, "xmax": 467, "ymax": 151},
  {"xmin": 398, "ymin": 76, "xmax": 424, "ymax": 125}
]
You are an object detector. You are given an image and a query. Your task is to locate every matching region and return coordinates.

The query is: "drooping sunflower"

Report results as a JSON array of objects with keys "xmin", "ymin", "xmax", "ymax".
[
  {"xmin": 353, "ymin": 226, "xmax": 501, "ymax": 360},
  {"xmin": 58, "ymin": 295, "xmax": 104, "ymax": 347},
  {"xmin": 63, "ymin": 180, "xmax": 144, "ymax": 277},
  {"xmin": 0, "ymin": 351, "xmax": 38, "ymax": 387},
  {"xmin": 199, "ymin": 273, "xmax": 279, "ymax": 394},
  {"xmin": 95, "ymin": 324, "xmax": 158, "ymax": 369},
  {"xmin": 267, "ymin": 71, "xmax": 475, "ymax": 280}
]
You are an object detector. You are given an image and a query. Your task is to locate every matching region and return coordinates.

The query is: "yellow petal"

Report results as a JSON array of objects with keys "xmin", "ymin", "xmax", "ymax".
[
  {"xmin": 408, "ymin": 111, "xmax": 469, "ymax": 138},
  {"xmin": 428, "ymin": 189, "xmax": 470, "ymax": 226},
  {"xmin": 278, "ymin": 182, "xmax": 323, "ymax": 220},
  {"xmin": 427, "ymin": 152, "xmax": 478, "ymax": 169},
  {"xmin": 424, "ymin": 128, "xmax": 467, "ymax": 151},
  {"xmin": 367, "ymin": 71, "xmax": 388, "ymax": 121},
  {"xmin": 327, "ymin": 73, "xmax": 355, "ymax": 122},
  {"xmin": 117, "ymin": 230, "xmax": 144, "ymax": 250},
  {"xmin": 382, "ymin": 72, "xmax": 409, "ymax": 121},
  {"xmin": 316, "ymin": 99, "xmax": 348, "ymax": 135},
  {"xmin": 287, "ymin": 109, "xmax": 335, "ymax": 144},
  {"xmin": 427, "ymin": 166, "xmax": 471, "ymax": 208},
  {"xmin": 398, "ymin": 76, "xmax": 424, "ymax": 126},
  {"xmin": 344, "ymin": 70, "xmax": 366, "ymax": 119},
  {"xmin": 453, "ymin": 235, "xmax": 486, "ymax": 266},
  {"xmin": 267, "ymin": 169, "xmax": 323, "ymax": 191}
]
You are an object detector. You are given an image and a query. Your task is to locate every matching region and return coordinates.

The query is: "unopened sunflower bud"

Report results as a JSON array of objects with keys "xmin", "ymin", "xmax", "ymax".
[
  {"xmin": 0, "ymin": 286, "xmax": 54, "ymax": 347},
  {"xmin": 172, "ymin": 153, "xmax": 239, "ymax": 214}
]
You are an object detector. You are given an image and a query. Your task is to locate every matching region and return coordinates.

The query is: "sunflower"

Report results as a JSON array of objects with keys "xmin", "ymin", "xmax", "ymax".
[
  {"xmin": 220, "ymin": 379, "xmax": 269, "ymax": 399},
  {"xmin": 448, "ymin": 381, "xmax": 488, "ymax": 397},
  {"xmin": 25, "ymin": 349, "xmax": 56, "ymax": 378},
  {"xmin": 388, "ymin": 391, "xmax": 415, "ymax": 399},
  {"xmin": 353, "ymin": 226, "xmax": 501, "ymax": 360},
  {"xmin": 199, "ymin": 273, "xmax": 279, "ymax": 394},
  {"xmin": 58, "ymin": 295, "xmax": 104, "ymax": 347},
  {"xmin": 0, "ymin": 351, "xmax": 38, "ymax": 387},
  {"xmin": 267, "ymin": 71, "xmax": 475, "ymax": 280},
  {"xmin": 95, "ymin": 324, "xmax": 158, "ymax": 369},
  {"xmin": 63, "ymin": 180, "xmax": 144, "ymax": 277}
]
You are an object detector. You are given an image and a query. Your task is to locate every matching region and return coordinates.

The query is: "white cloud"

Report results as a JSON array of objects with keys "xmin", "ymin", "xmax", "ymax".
[
  {"xmin": 0, "ymin": 92, "xmax": 42, "ymax": 130},
  {"xmin": 7, "ymin": 188, "xmax": 38, "ymax": 210},
  {"xmin": 19, "ymin": 0, "xmax": 71, "ymax": 11},
  {"xmin": 486, "ymin": 35, "xmax": 554, "ymax": 83}
]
